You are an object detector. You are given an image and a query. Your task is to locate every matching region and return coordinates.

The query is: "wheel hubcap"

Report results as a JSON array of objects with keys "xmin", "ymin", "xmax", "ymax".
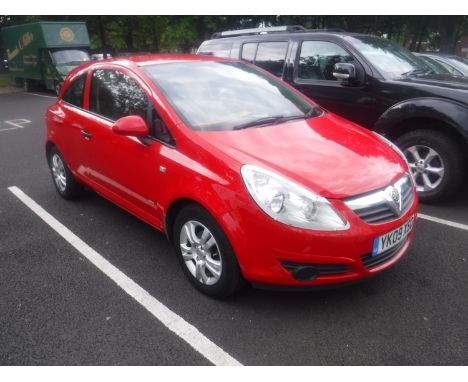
[
  {"xmin": 179, "ymin": 221, "xmax": 222, "ymax": 285},
  {"xmin": 51, "ymin": 154, "xmax": 67, "ymax": 192},
  {"xmin": 404, "ymin": 145, "xmax": 444, "ymax": 193}
]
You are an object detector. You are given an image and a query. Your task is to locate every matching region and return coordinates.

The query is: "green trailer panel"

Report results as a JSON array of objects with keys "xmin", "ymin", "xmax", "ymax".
[
  {"xmin": 40, "ymin": 22, "xmax": 90, "ymax": 48},
  {"xmin": 2, "ymin": 23, "xmax": 43, "ymax": 80},
  {"xmin": 1, "ymin": 22, "xmax": 90, "ymax": 81}
]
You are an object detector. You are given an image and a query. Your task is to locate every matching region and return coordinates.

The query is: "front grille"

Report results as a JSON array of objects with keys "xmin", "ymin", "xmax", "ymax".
[
  {"xmin": 344, "ymin": 174, "xmax": 414, "ymax": 225},
  {"xmin": 361, "ymin": 237, "xmax": 407, "ymax": 269},
  {"xmin": 281, "ymin": 261, "xmax": 349, "ymax": 281}
]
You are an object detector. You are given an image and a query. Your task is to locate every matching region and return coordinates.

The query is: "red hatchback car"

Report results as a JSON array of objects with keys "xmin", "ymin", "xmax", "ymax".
[{"xmin": 45, "ymin": 54, "xmax": 418, "ymax": 297}]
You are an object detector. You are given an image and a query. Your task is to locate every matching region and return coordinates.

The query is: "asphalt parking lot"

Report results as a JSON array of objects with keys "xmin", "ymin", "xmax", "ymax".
[{"xmin": 0, "ymin": 90, "xmax": 467, "ymax": 366}]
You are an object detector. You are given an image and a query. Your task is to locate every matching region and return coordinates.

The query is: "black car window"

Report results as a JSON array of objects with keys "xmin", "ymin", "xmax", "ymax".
[
  {"xmin": 198, "ymin": 42, "xmax": 233, "ymax": 58},
  {"xmin": 89, "ymin": 69, "xmax": 174, "ymax": 144},
  {"xmin": 62, "ymin": 73, "xmax": 86, "ymax": 108},
  {"xmin": 89, "ymin": 69, "xmax": 148, "ymax": 121},
  {"xmin": 241, "ymin": 43, "xmax": 257, "ymax": 62},
  {"xmin": 255, "ymin": 42, "xmax": 288, "ymax": 77},
  {"xmin": 298, "ymin": 41, "xmax": 354, "ymax": 81}
]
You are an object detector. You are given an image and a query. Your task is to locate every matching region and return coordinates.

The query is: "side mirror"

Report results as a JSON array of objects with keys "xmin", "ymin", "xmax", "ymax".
[
  {"xmin": 112, "ymin": 115, "xmax": 149, "ymax": 138},
  {"xmin": 333, "ymin": 63, "xmax": 357, "ymax": 82}
]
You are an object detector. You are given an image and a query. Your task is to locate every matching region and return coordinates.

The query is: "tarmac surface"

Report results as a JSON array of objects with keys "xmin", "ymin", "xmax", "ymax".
[{"xmin": 0, "ymin": 91, "xmax": 467, "ymax": 365}]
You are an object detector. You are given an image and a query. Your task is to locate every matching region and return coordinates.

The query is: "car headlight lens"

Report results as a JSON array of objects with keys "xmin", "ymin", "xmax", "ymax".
[{"xmin": 241, "ymin": 165, "xmax": 349, "ymax": 231}]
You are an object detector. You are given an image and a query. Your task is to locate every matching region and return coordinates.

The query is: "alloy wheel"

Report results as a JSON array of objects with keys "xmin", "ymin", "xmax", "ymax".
[
  {"xmin": 51, "ymin": 153, "xmax": 67, "ymax": 192},
  {"xmin": 179, "ymin": 220, "xmax": 222, "ymax": 285},
  {"xmin": 404, "ymin": 145, "xmax": 445, "ymax": 192}
]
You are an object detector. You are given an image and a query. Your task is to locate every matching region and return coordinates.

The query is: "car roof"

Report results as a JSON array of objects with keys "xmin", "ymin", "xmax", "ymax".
[
  {"xmin": 416, "ymin": 52, "xmax": 458, "ymax": 58},
  {"xmin": 202, "ymin": 31, "xmax": 372, "ymax": 44},
  {"xmin": 91, "ymin": 53, "xmax": 232, "ymax": 67}
]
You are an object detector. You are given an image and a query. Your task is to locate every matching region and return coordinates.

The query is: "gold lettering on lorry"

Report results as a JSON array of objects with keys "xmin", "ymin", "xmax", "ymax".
[{"xmin": 6, "ymin": 32, "xmax": 34, "ymax": 61}]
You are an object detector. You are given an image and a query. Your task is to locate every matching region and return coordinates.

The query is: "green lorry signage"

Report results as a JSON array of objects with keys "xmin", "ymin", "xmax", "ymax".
[{"xmin": 1, "ymin": 21, "xmax": 90, "ymax": 93}]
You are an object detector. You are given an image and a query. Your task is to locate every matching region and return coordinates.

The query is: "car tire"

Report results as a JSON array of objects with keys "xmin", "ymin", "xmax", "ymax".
[
  {"xmin": 48, "ymin": 147, "xmax": 83, "ymax": 200},
  {"xmin": 396, "ymin": 129, "xmax": 466, "ymax": 203},
  {"xmin": 54, "ymin": 81, "xmax": 62, "ymax": 96},
  {"xmin": 23, "ymin": 79, "xmax": 32, "ymax": 92},
  {"xmin": 173, "ymin": 204, "xmax": 245, "ymax": 298}
]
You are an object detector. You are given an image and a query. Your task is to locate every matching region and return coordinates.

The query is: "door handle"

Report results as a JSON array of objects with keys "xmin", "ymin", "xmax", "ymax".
[{"xmin": 80, "ymin": 130, "xmax": 93, "ymax": 139}]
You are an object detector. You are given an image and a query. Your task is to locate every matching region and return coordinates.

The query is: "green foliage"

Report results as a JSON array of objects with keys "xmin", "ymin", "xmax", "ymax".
[
  {"xmin": 0, "ymin": 72, "xmax": 12, "ymax": 87},
  {"xmin": 1, "ymin": 15, "xmax": 467, "ymax": 56}
]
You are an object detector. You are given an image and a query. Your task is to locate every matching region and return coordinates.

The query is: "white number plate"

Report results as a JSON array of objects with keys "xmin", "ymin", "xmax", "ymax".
[{"xmin": 372, "ymin": 215, "xmax": 414, "ymax": 257}]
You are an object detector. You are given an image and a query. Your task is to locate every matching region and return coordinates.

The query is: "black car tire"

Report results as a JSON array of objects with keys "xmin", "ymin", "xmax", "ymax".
[
  {"xmin": 173, "ymin": 204, "xmax": 245, "ymax": 298},
  {"xmin": 23, "ymin": 79, "xmax": 32, "ymax": 92},
  {"xmin": 48, "ymin": 147, "xmax": 83, "ymax": 200},
  {"xmin": 396, "ymin": 129, "xmax": 466, "ymax": 203},
  {"xmin": 54, "ymin": 81, "xmax": 62, "ymax": 96}
]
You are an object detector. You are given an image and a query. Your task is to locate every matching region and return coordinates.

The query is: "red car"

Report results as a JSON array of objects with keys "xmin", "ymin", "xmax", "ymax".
[{"xmin": 45, "ymin": 54, "xmax": 418, "ymax": 297}]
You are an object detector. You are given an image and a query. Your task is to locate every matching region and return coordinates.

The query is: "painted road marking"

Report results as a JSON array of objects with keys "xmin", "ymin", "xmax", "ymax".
[
  {"xmin": 0, "ymin": 119, "xmax": 32, "ymax": 132},
  {"xmin": 8, "ymin": 186, "xmax": 242, "ymax": 366},
  {"xmin": 418, "ymin": 213, "xmax": 468, "ymax": 232},
  {"xmin": 26, "ymin": 92, "xmax": 56, "ymax": 99}
]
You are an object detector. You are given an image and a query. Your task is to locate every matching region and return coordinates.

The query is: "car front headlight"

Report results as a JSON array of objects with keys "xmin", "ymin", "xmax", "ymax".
[{"xmin": 241, "ymin": 165, "xmax": 349, "ymax": 231}]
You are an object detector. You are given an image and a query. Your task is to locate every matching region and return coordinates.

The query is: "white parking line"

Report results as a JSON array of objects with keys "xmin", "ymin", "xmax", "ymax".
[
  {"xmin": 25, "ymin": 93, "xmax": 56, "ymax": 99},
  {"xmin": 418, "ymin": 213, "xmax": 468, "ymax": 232},
  {"xmin": 8, "ymin": 186, "xmax": 242, "ymax": 366},
  {"xmin": 0, "ymin": 119, "xmax": 32, "ymax": 132}
]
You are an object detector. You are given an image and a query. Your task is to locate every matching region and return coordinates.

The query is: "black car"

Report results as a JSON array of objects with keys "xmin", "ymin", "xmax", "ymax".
[{"xmin": 198, "ymin": 26, "xmax": 468, "ymax": 203}]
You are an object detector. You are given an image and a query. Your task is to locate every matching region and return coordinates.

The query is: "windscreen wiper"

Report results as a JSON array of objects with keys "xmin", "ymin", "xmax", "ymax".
[
  {"xmin": 277, "ymin": 108, "xmax": 321, "ymax": 123},
  {"xmin": 232, "ymin": 110, "xmax": 320, "ymax": 131},
  {"xmin": 401, "ymin": 68, "xmax": 428, "ymax": 77},
  {"xmin": 232, "ymin": 115, "xmax": 286, "ymax": 130}
]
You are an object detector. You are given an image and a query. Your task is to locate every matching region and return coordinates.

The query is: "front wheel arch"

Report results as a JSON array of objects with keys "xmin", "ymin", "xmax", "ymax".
[{"xmin": 382, "ymin": 117, "xmax": 467, "ymax": 151}]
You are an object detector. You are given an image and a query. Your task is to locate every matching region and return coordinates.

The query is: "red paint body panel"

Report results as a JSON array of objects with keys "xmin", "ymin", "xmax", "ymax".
[{"xmin": 45, "ymin": 54, "xmax": 419, "ymax": 288}]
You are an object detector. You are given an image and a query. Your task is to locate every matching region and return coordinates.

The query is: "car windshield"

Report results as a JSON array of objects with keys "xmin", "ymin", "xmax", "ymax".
[
  {"xmin": 52, "ymin": 49, "xmax": 90, "ymax": 65},
  {"xmin": 417, "ymin": 56, "xmax": 452, "ymax": 75},
  {"xmin": 344, "ymin": 35, "xmax": 432, "ymax": 79},
  {"xmin": 444, "ymin": 56, "xmax": 468, "ymax": 76},
  {"xmin": 142, "ymin": 61, "xmax": 321, "ymax": 131}
]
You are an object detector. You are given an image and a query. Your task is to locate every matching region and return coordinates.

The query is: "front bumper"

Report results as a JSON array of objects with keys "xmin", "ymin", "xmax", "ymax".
[{"xmin": 227, "ymin": 194, "xmax": 418, "ymax": 287}]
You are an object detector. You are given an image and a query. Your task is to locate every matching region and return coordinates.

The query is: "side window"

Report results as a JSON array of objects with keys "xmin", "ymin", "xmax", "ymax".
[
  {"xmin": 198, "ymin": 42, "xmax": 233, "ymax": 58},
  {"xmin": 255, "ymin": 42, "xmax": 288, "ymax": 77},
  {"xmin": 89, "ymin": 69, "xmax": 175, "ymax": 145},
  {"xmin": 298, "ymin": 41, "xmax": 354, "ymax": 81},
  {"xmin": 89, "ymin": 69, "xmax": 148, "ymax": 121},
  {"xmin": 62, "ymin": 73, "xmax": 86, "ymax": 108},
  {"xmin": 149, "ymin": 106, "xmax": 175, "ymax": 146},
  {"xmin": 241, "ymin": 43, "xmax": 257, "ymax": 62}
]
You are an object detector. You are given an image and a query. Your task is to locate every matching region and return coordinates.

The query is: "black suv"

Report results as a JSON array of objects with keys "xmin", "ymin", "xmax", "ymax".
[{"xmin": 198, "ymin": 26, "xmax": 468, "ymax": 203}]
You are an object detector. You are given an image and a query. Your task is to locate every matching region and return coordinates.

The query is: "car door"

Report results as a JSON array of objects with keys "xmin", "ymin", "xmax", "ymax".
[
  {"xmin": 50, "ymin": 71, "xmax": 92, "ymax": 177},
  {"xmin": 84, "ymin": 66, "xmax": 174, "ymax": 225},
  {"xmin": 291, "ymin": 39, "xmax": 381, "ymax": 128}
]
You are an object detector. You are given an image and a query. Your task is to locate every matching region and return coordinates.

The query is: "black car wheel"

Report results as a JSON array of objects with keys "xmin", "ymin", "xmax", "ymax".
[
  {"xmin": 173, "ymin": 204, "xmax": 245, "ymax": 298},
  {"xmin": 396, "ymin": 129, "xmax": 466, "ymax": 203},
  {"xmin": 48, "ymin": 147, "xmax": 83, "ymax": 200},
  {"xmin": 54, "ymin": 81, "xmax": 62, "ymax": 96}
]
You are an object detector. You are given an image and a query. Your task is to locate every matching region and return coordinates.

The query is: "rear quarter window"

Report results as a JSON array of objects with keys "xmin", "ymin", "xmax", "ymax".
[
  {"xmin": 62, "ymin": 73, "xmax": 87, "ymax": 108},
  {"xmin": 198, "ymin": 42, "xmax": 233, "ymax": 58}
]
